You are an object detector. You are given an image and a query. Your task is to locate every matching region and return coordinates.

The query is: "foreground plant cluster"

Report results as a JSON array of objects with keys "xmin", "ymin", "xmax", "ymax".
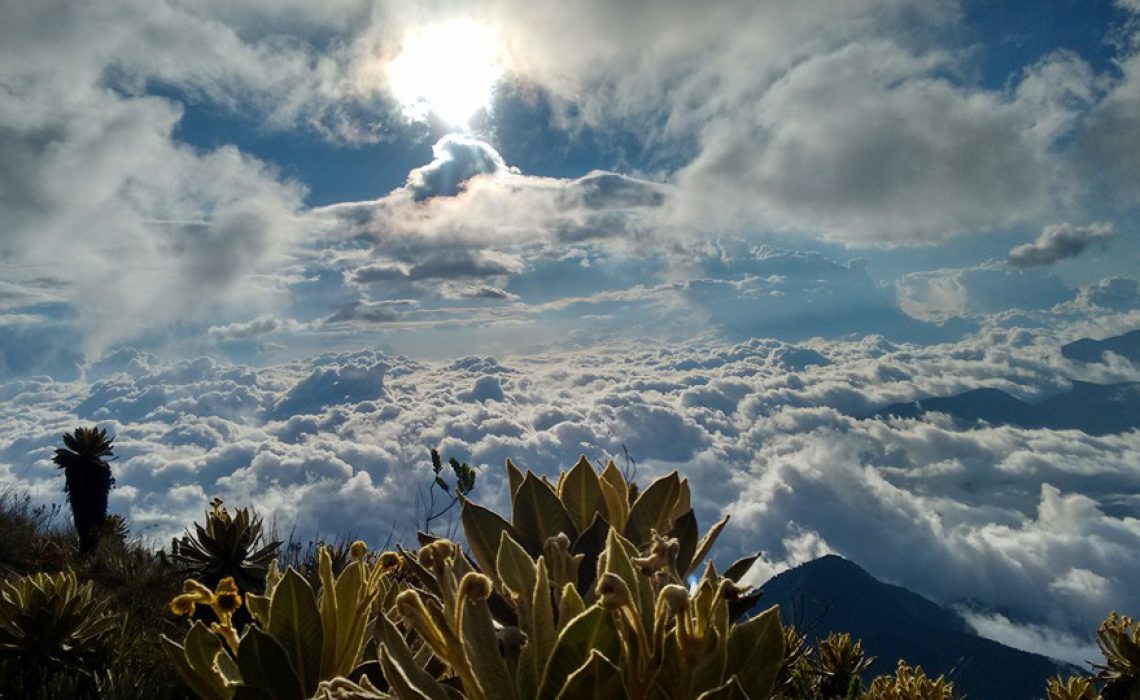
[{"xmin": 1, "ymin": 431, "xmax": 1137, "ymax": 699}]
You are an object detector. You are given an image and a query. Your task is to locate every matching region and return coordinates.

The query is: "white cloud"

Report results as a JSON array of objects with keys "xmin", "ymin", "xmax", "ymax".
[{"xmin": 4, "ymin": 320, "xmax": 1140, "ymax": 662}]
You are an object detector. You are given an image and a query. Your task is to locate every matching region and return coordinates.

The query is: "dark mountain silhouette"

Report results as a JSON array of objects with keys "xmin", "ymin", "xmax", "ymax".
[
  {"xmin": 1062, "ymin": 329, "xmax": 1140, "ymax": 364},
  {"xmin": 868, "ymin": 381, "xmax": 1140, "ymax": 435},
  {"xmin": 759, "ymin": 555, "xmax": 1075, "ymax": 700}
]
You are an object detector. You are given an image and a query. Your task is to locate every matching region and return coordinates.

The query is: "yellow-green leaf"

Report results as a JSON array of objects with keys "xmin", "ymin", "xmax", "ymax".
[
  {"xmin": 555, "ymin": 649, "xmax": 625, "ymax": 700},
  {"xmin": 236, "ymin": 626, "xmax": 305, "ymax": 700},
  {"xmin": 599, "ymin": 462, "xmax": 629, "ymax": 523},
  {"xmin": 462, "ymin": 590, "xmax": 518, "ymax": 700},
  {"xmin": 498, "ymin": 531, "xmax": 537, "ymax": 632},
  {"xmin": 531, "ymin": 557, "xmax": 557, "ymax": 681},
  {"xmin": 462, "ymin": 499, "xmax": 517, "ymax": 584},
  {"xmin": 506, "ymin": 459, "xmax": 525, "ymax": 509},
  {"xmin": 379, "ymin": 645, "xmax": 435, "ymax": 700},
  {"xmin": 685, "ymin": 515, "xmax": 730, "ymax": 578},
  {"xmin": 624, "ymin": 471, "xmax": 681, "ymax": 548},
  {"xmin": 268, "ymin": 568, "xmax": 324, "ymax": 696},
  {"xmin": 558, "ymin": 456, "xmax": 608, "ymax": 532},
  {"xmin": 332, "ymin": 560, "xmax": 371, "ymax": 676},
  {"xmin": 512, "ymin": 472, "xmax": 578, "ymax": 555},
  {"xmin": 318, "ymin": 548, "xmax": 338, "ymax": 678},
  {"xmin": 726, "ymin": 604, "xmax": 784, "ymax": 699},
  {"xmin": 375, "ymin": 612, "xmax": 450, "ymax": 700},
  {"xmin": 696, "ymin": 675, "xmax": 750, "ymax": 700},
  {"xmin": 161, "ymin": 631, "xmax": 230, "ymax": 700},
  {"xmin": 557, "ymin": 582, "xmax": 584, "ymax": 632},
  {"xmin": 537, "ymin": 606, "xmax": 621, "ymax": 700}
]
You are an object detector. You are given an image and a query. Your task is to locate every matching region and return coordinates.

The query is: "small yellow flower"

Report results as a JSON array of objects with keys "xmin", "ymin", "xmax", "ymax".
[
  {"xmin": 378, "ymin": 551, "xmax": 400, "ymax": 569},
  {"xmin": 210, "ymin": 577, "xmax": 243, "ymax": 624},
  {"xmin": 169, "ymin": 594, "xmax": 198, "ymax": 617},
  {"xmin": 168, "ymin": 577, "xmax": 243, "ymax": 625}
]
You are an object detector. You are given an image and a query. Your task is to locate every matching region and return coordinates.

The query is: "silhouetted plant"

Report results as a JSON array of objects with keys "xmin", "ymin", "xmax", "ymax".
[
  {"xmin": 53, "ymin": 426, "xmax": 116, "ymax": 555},
  {"xmin": 170, "ymin": 498, "xmax": 280, "ymax": 594},
  {"xmin": 420, "ymin": 448, "xmax": 477, "ymax": 536}
]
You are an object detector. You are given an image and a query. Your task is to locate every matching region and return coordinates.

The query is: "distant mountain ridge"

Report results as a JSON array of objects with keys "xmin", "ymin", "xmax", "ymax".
[
  {"xmin": 759, "ymin": 555, "xmax": 1076, "ymax": 700},
  {"xmin": 1062, "ymin": 329, "xmax": 1140, "ymax": 364},
  {"xmin": 868, "ymin": 380, "xmax": 1140, "ymax": 435}
]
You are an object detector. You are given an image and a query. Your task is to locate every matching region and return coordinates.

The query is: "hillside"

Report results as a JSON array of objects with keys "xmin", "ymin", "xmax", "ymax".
[
  {"xmin": 869, "ymin": 381, "xmax": 1140, "ymax": 435},
  {"xmin": 1062, "ymin": 329, "xmax": 1140, "ymax": 364},
  {"xmin": 760, "ymin": 555, "xmax": 1075, "ymax": 700}
]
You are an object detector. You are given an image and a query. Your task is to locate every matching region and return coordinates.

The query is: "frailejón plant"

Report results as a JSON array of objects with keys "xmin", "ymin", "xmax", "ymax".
[
  {"xmin": 0, "ymin": 570, "xmax": 118, "ymax": 695},
  {"xmin": 53, "ymin": 426, "xmax": 116, "ymax": 554},
  {"xmin": 171, "ymin": 498, "xmax": 281, "ymax": 592}
]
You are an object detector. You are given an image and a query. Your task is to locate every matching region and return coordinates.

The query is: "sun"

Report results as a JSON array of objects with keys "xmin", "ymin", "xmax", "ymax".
[{"xmin": 387, "ymin": 19, "xmax": 504, "ymax": 127}]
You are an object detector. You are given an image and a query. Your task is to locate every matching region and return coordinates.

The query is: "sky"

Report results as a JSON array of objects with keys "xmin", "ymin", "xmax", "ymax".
[{"xmin": 2, "ymin": 0, "xmax": 1140, "ymax": 666}]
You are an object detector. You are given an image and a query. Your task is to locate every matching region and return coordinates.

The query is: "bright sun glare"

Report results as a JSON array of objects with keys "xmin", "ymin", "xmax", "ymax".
[{"xmin": 387, "ymin": 19, "xmax": 504, "ymax": 127}]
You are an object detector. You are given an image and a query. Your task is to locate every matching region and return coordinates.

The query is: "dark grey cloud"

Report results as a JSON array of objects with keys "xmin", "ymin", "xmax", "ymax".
[
  {"xmin": 208, "ymin": 316, "xmax": 282, "ymax": 341},
  {"xmin": 1008, "ymin": 222, "xmax": 1116, "ymax": 267},
  {"xmin": 459, "ymin": 285, "xmax": 519, "ymax": 301},
  {"xmin": 351, "ymin": 249, "xmax": 524, "ymax": 283},
  {"xmin": 324, "ymin": 299, "xmax": 416, "ymax": 325}
]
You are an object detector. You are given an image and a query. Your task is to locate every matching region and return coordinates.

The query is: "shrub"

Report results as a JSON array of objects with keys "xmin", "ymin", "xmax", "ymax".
[
  {"xmin": 0, "ymin": 570, "xmax": 118, "ymax": 697},
  {"xmin": 171, "ymin": 498, "xmax": 281, "ymax": 593}
]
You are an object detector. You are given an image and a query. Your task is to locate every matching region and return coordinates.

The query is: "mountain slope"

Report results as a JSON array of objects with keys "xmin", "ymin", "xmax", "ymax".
[
  {"xmin": 759, "ymin": 555, "xmax": 1074, "ymax": 700},
  {"xmin": 1062, "ymin": 329, "xmax": 1140, "ymax": 364},
  {"xmin": 869, "ymin": 381, "xmax": 1140, "ymax": 435}
]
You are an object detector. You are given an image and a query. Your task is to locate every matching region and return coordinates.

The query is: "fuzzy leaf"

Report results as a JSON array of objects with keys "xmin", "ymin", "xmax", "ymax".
[
  {"xmin": 506, "ymin": 459, "xmax": 525, "ymax": 509},
  {"xmin": 161, "ymin": 632, "xmax": 230, "ymax": 700},
  {"xmin": 378, "ymin": 645, "xmax": 434, "ymax": 700},
  {"xmin": 685, "ymin": 515, "xmax": 730, "ymax": 579},
  {"xmin": 696, "ymin": 675, "xmax": 750, "ymax": 699},
  {"xmin": 624, "ymin": 471, "xmax": 681, "ymax": 548},
  {"xmin": 725, "ymin": 604, "xmax": 784, "ymax": 699},
  {"xmin": 375, "ymin": 612, "xmax": 450, "ymax": 700},
  {"xmin": 558, "ymin": 456, "xmax": 607, "ymax": 532},
  {"xmin": 598, "ymin": 461, "xmax": 629, "ymax": 530},
  {"xmin": 268, "ymin": 568, "xmax": 324, "ymax": 696},
  {"xmin": 537, "ymin": 606, "xmax": 621, "ymax": 700},
  {"xmin": 554, "ymin": 649, "xmax": 625, "ymax": 700},
  {"xmin": 237, "ymin": 626, "xmax": 305, "ymax": 700},
  {"xmin": 723, "ymin": 552, "xmax": 761, "ymax": 583},
  {"xmin": 461, "ymin": 499, "xmax": 517, "ymax": 584},
  {"xmin": 462, "ymin": 591, "xmax": 518, "ymax": 700},
  {"xmin": 557, "ymin": 582, "xmax": 585, "ymax": 632},
  {"xmin": 531, "ymin": 557, "xmax": 557, "ymax": 681},
  {"xmin": 512, "ymin": 472, "xmax": 578, "ymax": 555}
]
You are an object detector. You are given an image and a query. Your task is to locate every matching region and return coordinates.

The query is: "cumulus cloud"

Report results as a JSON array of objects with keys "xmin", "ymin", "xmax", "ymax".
[
  {"xmin": 4, "ymin": 321, "xmax": 1140, "ymax": 664},
  {"xmin": 405, "ymin": 135, "xmax": 511, "ymax": 201},
  {"xmin": 899, "ymin": 263, "xmax": 1075, "ymax": 320},
  {"xmin": 314, "ymin": 138, "xmax": 668, "ymax": 252},
  {"xmin": 1008, "ymin": 222, "xmax": 1116, "ymax": 267},
  {"xmin": 1068, "ymin": 278, "xmax": 1140, "ymax": 312}
]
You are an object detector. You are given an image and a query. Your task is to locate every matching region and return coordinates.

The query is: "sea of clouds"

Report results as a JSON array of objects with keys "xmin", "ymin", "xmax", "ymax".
[{"xmin": 3, "ymin": 316, "xmax": 1139, "ymax": 664}]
